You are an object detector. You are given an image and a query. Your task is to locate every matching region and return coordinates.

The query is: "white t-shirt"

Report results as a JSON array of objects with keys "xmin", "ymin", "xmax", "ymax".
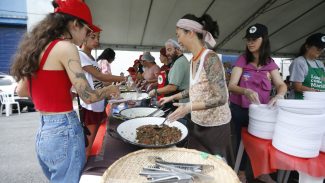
[{"xmin": 79, "ymin": 51, "xmax": 105, "ymax": 112}]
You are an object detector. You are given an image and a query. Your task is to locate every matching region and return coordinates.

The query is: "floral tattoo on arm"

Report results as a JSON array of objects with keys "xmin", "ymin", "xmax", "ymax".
[
  {"xmin": 202, "ymin": 53, "xmax": 228, "ymax": 108},
  {"xmin": 181, "ymin": 89, "xmax": 189, "ymax": 98},
  {"xmin": 67, "ymin": 59, "xmax": 106, "ymax": 101}
]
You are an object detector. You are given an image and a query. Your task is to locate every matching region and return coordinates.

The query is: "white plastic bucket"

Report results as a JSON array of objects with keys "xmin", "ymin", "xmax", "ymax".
[
  {"xmin": 272, "ymin": 109, "xmax": 325, "ymax": 158},
  {"xmin": 321, "ymin": 135, "xmax": 325, "ymax": 152},
  {"xmin": 249, "ymin": 104, "xmax": 278, "ymax": 122},
  {"xmin": 248, "ymin": 104, "xmax": 277, "ymax": 139},
  {"xmin": 304, "ymin": 91, "xmax": 325, "ymax": 100},
  {"xmin": 276, "ymin": 99, "xmax": 325, "ymax": 115}
]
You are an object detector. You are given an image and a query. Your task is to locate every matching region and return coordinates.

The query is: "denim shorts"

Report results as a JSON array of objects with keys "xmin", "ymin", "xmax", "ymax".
[{"xmin": 36, "ymin": 111, "xmax": 86, "ymax": 183}]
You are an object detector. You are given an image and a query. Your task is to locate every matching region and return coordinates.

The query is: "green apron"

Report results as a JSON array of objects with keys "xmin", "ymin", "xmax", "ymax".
[{"xmin": 295, "ymin": 59, "xmax": 325, "ymax": 99}]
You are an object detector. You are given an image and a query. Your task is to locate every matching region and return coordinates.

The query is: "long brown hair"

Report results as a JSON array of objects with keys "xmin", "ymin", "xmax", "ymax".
[
  {"xmin": 11, "ymin": 1, "xmax": 86, "ymax": 81},
  {"xmin": 245, "ymin": 31, "xmax": 271, "ymax": 66}
]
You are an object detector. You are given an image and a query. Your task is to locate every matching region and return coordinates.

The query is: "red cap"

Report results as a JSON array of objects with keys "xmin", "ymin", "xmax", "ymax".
[
  {"xmin": 93, "ymin": 25, "xmax": 102, "ymax": 33},
  {"xmin": 127, "ymin": 67, "xmax": 136, "ymax": 72},
  {"xmin": 134, "ymin": 59, "xmax": 140, "ymax": 65},
  {"xmin": 54, "ymin": 0, "xmax": 101, "ymax": 32}
]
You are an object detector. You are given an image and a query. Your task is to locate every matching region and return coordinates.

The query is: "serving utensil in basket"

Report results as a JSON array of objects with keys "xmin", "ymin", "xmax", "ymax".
[{"xmin": 148, "ymin": 156, "xmax": 214, "ymax": 173}]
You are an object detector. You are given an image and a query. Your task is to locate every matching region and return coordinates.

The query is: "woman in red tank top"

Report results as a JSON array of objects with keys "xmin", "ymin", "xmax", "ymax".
[{"xmin": 10, "ymin": 1, "xmax": 119, "ymax": 183}]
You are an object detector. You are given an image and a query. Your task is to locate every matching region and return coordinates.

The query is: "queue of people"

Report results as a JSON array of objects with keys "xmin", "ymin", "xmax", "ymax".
[{"xmin": 9, "ymin": 0, "xmax": 325, "ymax": 183}]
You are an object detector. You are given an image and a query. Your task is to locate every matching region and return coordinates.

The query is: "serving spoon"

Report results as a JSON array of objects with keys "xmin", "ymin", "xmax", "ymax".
[{"xmin": 155, "ymin": 112, "xmax": 172, "ymax": 129}]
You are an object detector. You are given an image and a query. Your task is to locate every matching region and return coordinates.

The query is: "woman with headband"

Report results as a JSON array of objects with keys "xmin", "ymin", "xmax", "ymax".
[
  {"xmin": 159, "ymin": 14, "xmax": 234, "ymax": 165},
  {"xmin": 11, "ymin": 0, "xmax": 119, "ymax": 182}
]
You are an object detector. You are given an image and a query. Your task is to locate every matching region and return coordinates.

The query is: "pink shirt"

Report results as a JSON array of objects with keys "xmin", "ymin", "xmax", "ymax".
[{"xmin": 229, "ymin": 55, "xmax": 278, "ymax": 108}]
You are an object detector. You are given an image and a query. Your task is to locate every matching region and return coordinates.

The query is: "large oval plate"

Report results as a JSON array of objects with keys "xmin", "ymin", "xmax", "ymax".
[
  {"xmin": 116, "ymin": 117, "xmax": 188, "ymax": 148},
  {"xmin": 120, "ymin": 107, "xmax": 164, "ymax": 119}
]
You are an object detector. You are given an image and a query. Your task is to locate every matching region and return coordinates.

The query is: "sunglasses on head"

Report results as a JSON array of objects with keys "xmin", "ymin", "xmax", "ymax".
[{"xmin": 82, "ymin": 23, "xmax": 93, "ymax": 35}]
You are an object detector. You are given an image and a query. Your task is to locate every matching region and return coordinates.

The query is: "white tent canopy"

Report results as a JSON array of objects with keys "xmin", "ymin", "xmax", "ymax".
[{"xmin": 86, "ymin": 0, "xmax": 325, "ymax": 58}]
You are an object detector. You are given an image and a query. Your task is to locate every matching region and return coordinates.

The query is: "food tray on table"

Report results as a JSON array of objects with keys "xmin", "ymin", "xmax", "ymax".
[
  {"xmin": 101, "ymin": 148, "xmax": 240, "ymax": 183},
  {"xmin": 120, "ymin": 92, "xmax": 149, "ymax": 101}
]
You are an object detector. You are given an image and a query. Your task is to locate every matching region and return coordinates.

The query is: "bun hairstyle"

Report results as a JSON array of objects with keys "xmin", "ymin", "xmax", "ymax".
[{"xmin": 181, "ymin": 14, "xmax": 219, "ymax": 39}]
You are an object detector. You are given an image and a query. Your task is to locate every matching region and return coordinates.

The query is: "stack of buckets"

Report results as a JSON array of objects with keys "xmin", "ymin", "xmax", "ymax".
[
  {"xmin": 248, "ymin": 104, "xmax": 278, "ymax": 140},
  {"xmin": 303, "ymin": 92, "xmax": 325, "ymax": 154},
  {"xmin": 247, "ymin": 92, "xmax": 325, "ymax": 158},
  {"xmin": 272, "ymin": 99, "xmax": 325, "ymax": 158}
]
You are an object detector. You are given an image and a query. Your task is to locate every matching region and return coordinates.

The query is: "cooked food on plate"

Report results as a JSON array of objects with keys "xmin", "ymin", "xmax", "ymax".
[{"xmin": 136, "ymin": 124, "xmax": 182, "ymax": 145}]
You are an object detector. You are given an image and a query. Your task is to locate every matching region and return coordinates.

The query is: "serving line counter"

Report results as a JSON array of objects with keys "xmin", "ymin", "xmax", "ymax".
[
  {"xmin": 79, "ymin": 103, "xmax": 240, "ymax": 183},
  {"xmin": 80, "ymin": 101, "xmax": 177, "ymax": 182}
]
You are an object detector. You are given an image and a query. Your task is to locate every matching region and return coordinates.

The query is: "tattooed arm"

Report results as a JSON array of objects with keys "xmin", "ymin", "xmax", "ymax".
[
  {"xmin": 59, "ymin": 42, "xmax": 119, "ymax": 104},
  {"xmin": 191, "ymin": 52, "xmax": 228, "ymax": 111},
  {"xmin": 203, "ymin": 52, "xmax": 228, "ymax": 108},
  {"xmin": 180, "ymin": 89, "xmax": 189, "ymax": 99}
]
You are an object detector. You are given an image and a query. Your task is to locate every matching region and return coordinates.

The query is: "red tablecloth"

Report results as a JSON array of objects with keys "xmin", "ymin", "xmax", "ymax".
[
  {"xmin": 242, "ymin": 128, "xmax": 325, "ymax": 178},
  {"xmin": 89, "ymin": 105, "xmax": 111, "ymax": 156}
]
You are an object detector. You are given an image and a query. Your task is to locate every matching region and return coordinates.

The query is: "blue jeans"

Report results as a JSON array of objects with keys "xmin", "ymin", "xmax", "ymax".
[{"xmin": 36, "ymin": 111, "xmax": 86, "ymax": 183}]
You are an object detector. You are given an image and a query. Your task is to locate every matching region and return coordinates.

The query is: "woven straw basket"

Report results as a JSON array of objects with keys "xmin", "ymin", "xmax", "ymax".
[{"xmin": 101, "ymin": 147, "xmax": 239, "ymax": 183}]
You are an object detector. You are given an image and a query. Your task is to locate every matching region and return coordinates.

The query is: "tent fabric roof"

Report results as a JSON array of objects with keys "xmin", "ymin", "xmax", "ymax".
[{"xmin": 86, "ymin": 0, "xmax": 325, "ymax": 58}]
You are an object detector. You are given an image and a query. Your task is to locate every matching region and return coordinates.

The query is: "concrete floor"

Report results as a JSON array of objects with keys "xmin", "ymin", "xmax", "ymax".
[{"xmin": 0, "ymin": 111, "xmax": 48, "ymax": 183}]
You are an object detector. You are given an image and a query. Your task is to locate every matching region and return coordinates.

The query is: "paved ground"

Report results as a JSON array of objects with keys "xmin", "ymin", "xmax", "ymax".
[{"xmin": 0, "ymin": 111, "xmax": 48, "ymax": 183}]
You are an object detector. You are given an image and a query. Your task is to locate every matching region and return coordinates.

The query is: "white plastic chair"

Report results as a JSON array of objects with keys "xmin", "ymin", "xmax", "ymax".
[{"xmin": 0, "ymin": 92, "xmax": 20, "ymax": 116}]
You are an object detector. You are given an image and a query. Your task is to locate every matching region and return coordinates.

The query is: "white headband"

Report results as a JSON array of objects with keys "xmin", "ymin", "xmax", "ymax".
[{"xmin": 176, "ymin": 19, "xmax": 216, "ymax": 48}]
